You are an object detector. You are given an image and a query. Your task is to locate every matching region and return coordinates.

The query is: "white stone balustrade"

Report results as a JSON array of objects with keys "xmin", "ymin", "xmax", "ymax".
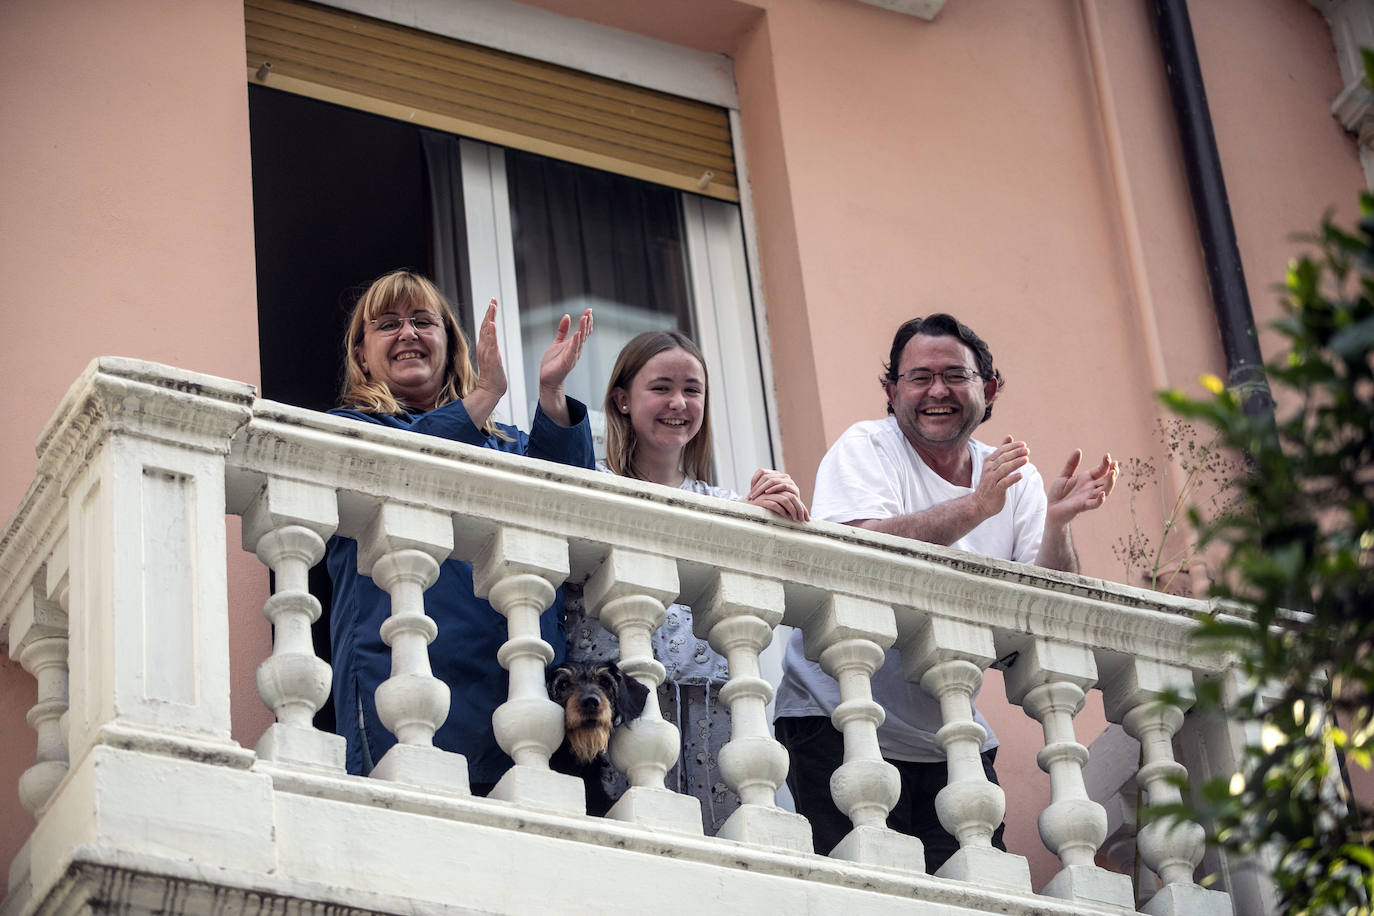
[
  {"xmin": 797, "ymin": 593, "xmax": 921, "ymax": 870},
  {"xmin": 355, "ymin": 501, "xmax": 466, "ymax": 792},
  {"xmin": 10, "ymin": 554, "xmax": 69, "ymax": 819},
  {"xmin": 0, "ymin": 360, "xmax": 1267, "ymax": 916},
  {"xmin": 1101, "ymin": 659, "xmax": 1232, "ymax": 916},
  {"xmin": 901, "ymin": 615, "xmax": 1031, "ymax": 889},
  {"xmin": 582, "ymin": 547, "xmax": 704, "ymax": 833},
  {"xmin": 694, "ymin": 571, "xmax": 811, "ymax": 851},
  {"xmin": 473, "ymin": 526, "xmax": 582, "ymax": 811},
  {"xmin": 1004, "ymin": 639, "xmax": 1133, "ymax": 908},
  {"xmin": 241, "ymin": 478, "xmax": 344, "ymax": 770}
]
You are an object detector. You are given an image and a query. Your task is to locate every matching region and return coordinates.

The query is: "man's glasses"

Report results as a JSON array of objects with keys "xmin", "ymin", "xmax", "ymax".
[
  {"xmin": 895, "ymin": 367, "xmax": 981, "ymax": 388},
  {"xmin": 368, "ymin": 313, "xmax": 442, "ymax": 336}
]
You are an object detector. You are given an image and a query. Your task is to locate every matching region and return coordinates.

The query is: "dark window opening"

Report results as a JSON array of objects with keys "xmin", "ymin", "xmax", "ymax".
[{"xmin": 249, "ymin": 84, "xmax": 433, "ymax": 733}]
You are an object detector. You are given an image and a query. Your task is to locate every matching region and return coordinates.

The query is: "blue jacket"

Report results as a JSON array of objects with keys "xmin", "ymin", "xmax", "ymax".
[{"xmin": 326, "ymin": 397, "xmax": 595, "ymax": 782}]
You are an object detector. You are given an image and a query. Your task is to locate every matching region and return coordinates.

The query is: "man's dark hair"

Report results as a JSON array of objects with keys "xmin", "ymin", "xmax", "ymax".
[{"xmin": 883, "ymin": 313, "xmax": 1004, "ymax": 422}]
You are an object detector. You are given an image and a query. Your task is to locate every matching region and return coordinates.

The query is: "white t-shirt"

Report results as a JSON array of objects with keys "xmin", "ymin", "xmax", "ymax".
[{"xmin": 774, "ymin": 417, "xmax": 1047, "ymax": 761}]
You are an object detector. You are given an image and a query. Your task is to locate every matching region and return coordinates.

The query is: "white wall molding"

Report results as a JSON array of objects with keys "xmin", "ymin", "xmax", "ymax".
[{"xmin": 1310, "ymin": 0, "xmax": 1374, "ymax": 186}]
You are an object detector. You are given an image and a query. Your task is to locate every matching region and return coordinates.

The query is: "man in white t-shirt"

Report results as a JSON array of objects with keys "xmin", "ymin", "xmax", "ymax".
[{"xmin": 774, "ymin": 313, "xmax": 1117, "ymax": 871}]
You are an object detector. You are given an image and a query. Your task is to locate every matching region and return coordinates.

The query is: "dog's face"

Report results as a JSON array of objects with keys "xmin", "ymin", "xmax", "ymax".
[{"xmin": 546, "ymin": 661, "xmax": 649, "ymax": 764}]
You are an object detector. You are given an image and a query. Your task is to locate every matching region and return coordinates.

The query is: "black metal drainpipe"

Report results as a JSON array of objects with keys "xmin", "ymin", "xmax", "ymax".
[{"xmin": 1151, "ymin": 0, "xmax": 1273, "ymax": 418}]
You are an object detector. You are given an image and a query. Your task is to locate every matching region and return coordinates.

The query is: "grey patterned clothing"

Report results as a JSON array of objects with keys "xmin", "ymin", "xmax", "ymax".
[{"xmin": 565, "ymin": 472, "xmax": 741, "ymax": 834}]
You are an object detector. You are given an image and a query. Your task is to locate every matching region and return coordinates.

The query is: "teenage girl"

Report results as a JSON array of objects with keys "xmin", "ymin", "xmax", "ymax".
[{"xmin": 567, "ymin": 329, "xmax": 807, "ymax": 832}]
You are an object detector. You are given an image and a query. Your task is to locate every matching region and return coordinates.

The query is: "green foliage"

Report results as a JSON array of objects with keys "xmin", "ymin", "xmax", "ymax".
[{"xmin": 1158, "ymin": 194, "xmax": 1374, "ymax": 915}]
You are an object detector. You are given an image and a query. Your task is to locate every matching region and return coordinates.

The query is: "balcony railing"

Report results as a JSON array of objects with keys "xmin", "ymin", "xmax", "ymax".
[{"xmin": 0, "ymin": 358, "xmax": 1266, "ymax": 915}]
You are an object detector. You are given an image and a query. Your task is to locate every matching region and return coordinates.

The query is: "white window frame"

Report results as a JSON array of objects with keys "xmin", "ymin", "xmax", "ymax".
[
  {"xmin": 681, "ymin": 196, "xmax": 772, "ymax": 491},
  {"xmin": 459, "ymin": 140, "xmax": 526, "ymax": 430},
  {"xmin": 459, "ymin": 139, "xmax": 771, "ymax": 491}
]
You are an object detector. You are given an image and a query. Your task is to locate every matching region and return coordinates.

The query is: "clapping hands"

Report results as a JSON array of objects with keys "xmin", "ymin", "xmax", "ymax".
[{"xmin": 467, "ymin": 300, "xmax": 594, "ymax": 428}]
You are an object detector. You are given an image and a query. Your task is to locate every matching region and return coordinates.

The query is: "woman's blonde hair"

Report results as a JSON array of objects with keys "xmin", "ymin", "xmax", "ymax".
[
  {"xmin": 339, "ymin": 269, "xmax": 502, "ymax": 436},
  {"xmin": 603, "ymin": 330, "xmax": 713, "ymax": 483}
]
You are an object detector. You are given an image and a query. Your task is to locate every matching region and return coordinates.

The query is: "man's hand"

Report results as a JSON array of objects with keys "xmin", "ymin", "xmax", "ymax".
[
  {"xmin": 1037, "ymin": 449, "xmax": 1118, "ymax": 573},
  {"xmin": 1045, "ymin": 450, "xmax": 1118, "ymax": 526},
  {"xmin": 972, "ymin": 436, "xmax": 1030, "ymax": 519}
]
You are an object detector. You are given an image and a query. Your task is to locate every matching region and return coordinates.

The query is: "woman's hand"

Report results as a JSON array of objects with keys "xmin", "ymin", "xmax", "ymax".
[
  {"xmin": 463, "ymin": 299, "xmax": 506, "ymax": 429},
  {"xmin": 537, "ymin": 308, "xmax": 594, "ymax": 426},
  {"xmin": 474, "ymin": 300, "xmax": 507, "ymax": 396},
  {"xmin": 745, "ymin": 468, "xmax": 810, "ymax": 522}
]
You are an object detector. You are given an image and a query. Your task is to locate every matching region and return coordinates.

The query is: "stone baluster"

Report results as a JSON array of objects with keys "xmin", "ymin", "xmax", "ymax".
[
  {"xmin": 473, "ymin": 526, "xmax": 582, "ymax": 812},
  {"xmin": 1004, "ymin": 639, "xmax": 1133, "ymax": 907},
  {"xmin": 583, "ymin": 547, "xmax": 703, "ymax": 833},
  {"xmin": 1083, "ymin": 722, "xmax": 1144, "ymax": 887},
  {"xmin": 1176, "ymin": 673, "xmax": 1285, "ymax": 915},
  {"xmin": 694, "ymin": 571, "xmax": 810, "ymax": 851},
  {"xmin": 355, "ymin": 502, "xmax": 467, "ymax": 792},
  {"xmin": 10, "ymin": 553, "xmax": 70, "ymax": 818},
  {"xmin": 241, "ymin": 478, "xmax": 344, "ymax": 770},
  {"xmin": 801, "ymin": 594, "xmax": 923, "ymax": 870},
  {"xmin": 900, "ymin": 615, "xmax": 1031, "ymax": 888},
  {"xmin": 1101, "ymin": 659, "xmax": 1232, "ymax": 916}
]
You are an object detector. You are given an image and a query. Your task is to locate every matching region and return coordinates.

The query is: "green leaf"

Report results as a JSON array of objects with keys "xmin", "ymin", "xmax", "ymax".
[
  {"xmin": 1328, "ymin": 316, "xmax": 1374, "ymax": 360},
  {"xmin": 1342, "ymin": 844, "xmax": 1374, "ymax": 870}
]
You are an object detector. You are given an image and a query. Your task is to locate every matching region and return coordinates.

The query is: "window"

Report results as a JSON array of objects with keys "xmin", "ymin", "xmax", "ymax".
[{"xmin": 248, "ymin": 0, "xmax": 773, "ymax": 489}]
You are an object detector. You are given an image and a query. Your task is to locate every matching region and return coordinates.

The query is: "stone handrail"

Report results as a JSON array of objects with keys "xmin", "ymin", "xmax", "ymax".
[{"xmin": 0, "ymin": 358, "xmax": 1251, "ymax": 916}]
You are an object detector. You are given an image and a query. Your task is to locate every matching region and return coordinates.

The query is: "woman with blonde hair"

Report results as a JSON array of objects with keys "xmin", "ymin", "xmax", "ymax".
[
  {"xmin": 328, "ymin": 269, "xmax": 595, "ymax": 790},
  {"xmin": 566, "ymin": 329, "xmax": 807, "ymax": 832}
]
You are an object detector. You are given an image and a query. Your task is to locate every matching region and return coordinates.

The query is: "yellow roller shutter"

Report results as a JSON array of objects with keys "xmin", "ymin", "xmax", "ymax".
[{"xmin": 245, "ymin": 0, "xmax": 739, "ymax": 201}]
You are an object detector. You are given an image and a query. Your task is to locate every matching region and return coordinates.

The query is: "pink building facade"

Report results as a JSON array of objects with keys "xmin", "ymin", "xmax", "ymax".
[{"xmin": 1, "ymin": 0, "xmax": 1368, "ymax": 911}]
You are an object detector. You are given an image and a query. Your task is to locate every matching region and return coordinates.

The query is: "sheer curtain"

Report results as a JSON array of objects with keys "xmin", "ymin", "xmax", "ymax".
[{"xmin": 506, "ymin": 149, "xmax": 693, "ymax": 452}]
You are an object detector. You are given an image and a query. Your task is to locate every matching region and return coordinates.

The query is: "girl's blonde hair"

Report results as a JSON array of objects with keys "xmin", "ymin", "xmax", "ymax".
[
  {"xmin": 339, "ymin": 269, "xmax": 502, "ymax": 437},
  {"xmin": 603, "ymin": 330, "xmax": 713, "ymax": 483}
]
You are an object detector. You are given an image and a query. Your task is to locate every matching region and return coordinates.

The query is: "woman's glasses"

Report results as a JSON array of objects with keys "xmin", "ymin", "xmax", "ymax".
[{"xmin": 368, "ymin": 313, "xmax": 442, "ymax": 336}]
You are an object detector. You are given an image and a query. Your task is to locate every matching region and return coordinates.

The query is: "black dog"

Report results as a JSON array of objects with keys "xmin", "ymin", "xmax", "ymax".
[{"xmin": 546, "ymin": 660, "xmax": 649, "ymax": 816}]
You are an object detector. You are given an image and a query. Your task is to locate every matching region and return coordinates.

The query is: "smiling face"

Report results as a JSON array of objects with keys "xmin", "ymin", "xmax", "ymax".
[
  {"xmin": 356, "ymin": 300, "xmax": 450, "ymax": 411},
  {"xmin": 612, "ymin": 347, "xmax": 706, "ymax": 472},
  {"xmin": 884, "ymin": 333, "xmax": 998, "ymax": 459}
]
